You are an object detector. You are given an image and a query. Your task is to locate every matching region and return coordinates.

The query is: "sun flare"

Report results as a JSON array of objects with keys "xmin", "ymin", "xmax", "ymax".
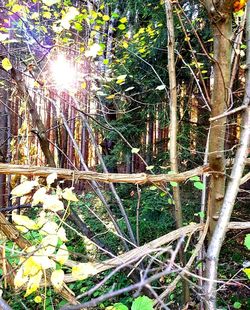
[{"xmin": 50, "ymin": 54, "xmax": 77, "ymax": 90}]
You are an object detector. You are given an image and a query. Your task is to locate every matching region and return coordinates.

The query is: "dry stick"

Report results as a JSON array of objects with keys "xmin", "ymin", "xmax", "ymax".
[
  {"xmin": 154, "ymin": 218, "xmax": 210, "ymax": 308},
  {"xmin": 0, "ymin": 163, "xmax": 210, "ymax": 184},
  {"xmin": 49, "ymin": 98, "xmax": 129, "ymax": 250},
  {"xmin": 204, "ymin": 4, "xmax": 250, "ymax": 308},
  {"xmin": 165, "ymin": 0, "xmax": 189, "ymax": 303},
  {"xmin": 73, "ymin": 96, "xmax": 136, "ymax": 245}
]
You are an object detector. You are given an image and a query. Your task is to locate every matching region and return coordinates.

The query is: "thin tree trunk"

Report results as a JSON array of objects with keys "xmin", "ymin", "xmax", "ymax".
[
  {"xmin": 164, "ymin": 0, "xmax": 189, "ymax": 303},
  {"xmin": 204, "ymin": 3, "xmax": 250, "ymax": 308},
  {"xmin": 205, "ymin": 2, "xmax": 233, "ymax": 236}
]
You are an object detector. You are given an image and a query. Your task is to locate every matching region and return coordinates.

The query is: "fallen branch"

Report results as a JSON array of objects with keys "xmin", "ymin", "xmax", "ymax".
[{"xmin": 0, "ymin": 163, "xmax": 210, "ymax": 184}]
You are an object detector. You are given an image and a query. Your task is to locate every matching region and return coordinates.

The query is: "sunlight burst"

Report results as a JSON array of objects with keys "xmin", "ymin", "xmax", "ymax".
[{"xmin": 50, "ymin": 54, "xmax": 77, "ymax": 91}]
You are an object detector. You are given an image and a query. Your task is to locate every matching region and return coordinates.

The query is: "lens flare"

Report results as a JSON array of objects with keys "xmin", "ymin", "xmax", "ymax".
[{"xmin": 50, "ymin": 54, "xmax": 77, "ymax": 90}]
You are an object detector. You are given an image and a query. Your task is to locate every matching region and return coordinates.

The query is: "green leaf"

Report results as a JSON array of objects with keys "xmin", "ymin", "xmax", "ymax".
[
  {"xmin": 194, "ymin": 182, "xmax": 205, "ymax": 190},
  {"xmin": 244, "ymin": 234, "xmax": 250, "ymax": 250},
  {"xmin": 103, "ymin": 59, "xmax": 109, "ymax": 65},
  {"xmin": 111, "ymin": 12, "xmax": 119, "ymax": 18},
  {"xmin": 170, "ymin": 182, "xmax": 177, "ymax": 187},
  {"xmin": 2, "ymin": 57, "xmax": 12, "ymax": 71},
  {"xmin": 233, "ymin": 301, "xmax": 242, "ymax": 309},
  {"xmin": 114, "ymin": 303, "xmax": 128, "ymax": 310},
  {"xmin": 189, "ymin": 176, "xmax": 200, "ymax": 182},
  {"xmin": 118, "ymin": 24, "xmax": 126, "ymax": 30},
  {"xmin": 131, "ymin": 296, "xmax": 153, "ymax": 310}
]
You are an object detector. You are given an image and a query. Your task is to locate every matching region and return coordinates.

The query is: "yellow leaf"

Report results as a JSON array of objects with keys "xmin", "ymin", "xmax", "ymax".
[
  {"xmin": 57, "ymin": 226, "xmax": 68, "ymax": 242},
  {"xmin": 2, "ymin": 58, "xmax": 12, "ymax": 71},
  {"xmin": 90, "ymin": 10, "xmax": 98, "ymax": 19},
  {"xmin": 12, "ymin": 214, "xmax": 38, "ymax": 231},
  {"xmin": 43, "ymin": 194, "xmax": 64, "ymax": 212},
  {"xmin": 11, "ymin": 180, "xmax": 37, "ymax": 197},
  {"xmin": 23, "ymin": 257, "xmax": 41, "ymax": 276},
  {"xmin": 40, "ymin": 221, "xmax": 59, "ymax": 235},
  {"xmin": 24, "ymin": 270, "xmax": 42, "ymax": 297},
  {"xmin": 55, "ymin": 244, "xmax": 69, "ymax": 265},
  {"xmin": 62, "ymin": 187, "xmax": 78, "ymax": 202},
  {"xmin": 106, "ymin": 94, "xmax": 115, "ymax": 99},
  {"xmin": 32, "ymin": 187, "xmax": 47, "ymax": 206},
  {"xmin": 72, "ymin": 262, "xmax": 97, "ymax": 280},
  {"xmin": 32, "ymin": 250, "xmax": 56, "ymax": 270},
  {"xmin": 41, "ymin": 235, "xmax": 58, "ymax": 255},
  {"xmin": 122, "ymin": 41, "xmax": 128, "ymax": 48},
  {"xmin": 81, "ymin": 81, "xmax": 87, "ymax": 89},
  {"xmin": 14, "ymin": 267, "xmax": 29, "ymax": 288},
  {"xmin": 119, "ymin": 17, "xmax": 127, "ymax": 23},
  {"xmin": 34, "ymin": 296, "xmax": 42, "ymax": 303},
  {"xmin": 51, "ymin": 269, "xmax": 64, "ymax": 290},
  {"xmin": 46, "ymin": 172, "xmax": 57, "ymax": 186},
  {"xmin": 42, "ymin": 0, "xmax": 60, "ymax": 6},
  {"xmin": 102, "ymin": 15, "xmax": 110, "ymax": 21}
]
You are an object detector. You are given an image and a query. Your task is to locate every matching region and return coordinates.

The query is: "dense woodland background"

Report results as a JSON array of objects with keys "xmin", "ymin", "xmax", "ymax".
[{"xmin": 0, "ymin": 0, "xmax": 249, "ymax": 309}]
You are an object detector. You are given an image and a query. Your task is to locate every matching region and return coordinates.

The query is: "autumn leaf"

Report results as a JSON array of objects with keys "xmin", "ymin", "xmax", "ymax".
[
  {"xmin": 72, "ymin": 262, "xmax": 97, "ymax": 280},
  {"xmin": 43, "ymin": 194, "xmax": 64, "ymax": 212},
  {"xmin": 62, "ymin": 187, "xmax": 78, "ymax": 202},
  {"xmin": 46, "ymin": 172, "xmax": 57, "ymax": 186},
  {"xmin": 2, "ymin": 58, "xmax": 12, "ymax": 71},
  {"xmin": 24, "ymin": 270, "xmax": 42, "ymax": 297},
  {"xmin": 14, "ymin": 267, "xmax": 29, "ymax": 289},
  {"xmin": 55, "ymin": 244, "xmax": 69, "ymax": 265},
  {"xmin": 51, "ymin": 269, "xmax": 64, "ymax": 290},
  {"xmin": 11, "ymin": 180, "xmax": 38, "ymax": 197}
]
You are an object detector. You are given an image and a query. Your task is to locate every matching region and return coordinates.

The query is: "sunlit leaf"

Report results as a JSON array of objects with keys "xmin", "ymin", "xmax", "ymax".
[
  {"xmin": 72, "ymin": 262, "xmax": 97, "ymax": 280},
  {"xmin": 33, "ymin": 251, "xmax": 56, "ymax": 270},
  {"xmin": 57, "ymin": 226, "xmax": 68, "ymax": 242},
  {"xmin": 119, "ymin": 17, "xmax": 128, "ymax": 23},
  {"xmin": 243, "ymin": 268, "xmax": 250, "ymax": 279},
  {"xmin": 41, "ymin": 235, "xmax": 58, "ymax": 255},
  {"xmin": 106, "ymin": 94, "xmax": 115, "ymax": 99},
  {"xmin": 131, "ymin": 148, "xmax": 140, "ymax": 154},
  {"xmin": 131, "ymin": 296, "xmax": 153, "ymax": 310},
  {"xmin": 118, "ymin": 24, "xmax": 126, "ymax": 30},
  {"xmin": 146, "ymin": 165, "xmax": 154, "ymax": 170},
  {"xmin": 14, "ymin": 267, "xmax": 29, "ymax": 289},
  {"xmin": 46, "ymin": 172, "xmax": 57, "ymax": 186},
  {"xmin": 124, "ymin": 87, "xmax": 134, "ymax": 92},
  {"xmin": 55, "ymin": 244, "xmax": 69, "ymax": 265},
  {"xmin": 42, "ymin": 0, "xmax": 60, "ymax": 6},
  {"xmin": 193, "ymin": 182, "xmax": 205, "ymax": 190},
  {"xmin": 156, "ymin": 85, "xmax": 166, "ymax": 90},
  {"xmin": 51, "ymin": 269, "xmax": 64, "ymax": 290},
  {"xmin": 170, "ymin": 181, "xmax": 178, "ymax": 187},
  {"xmin": 102, "ymin": 15, "xmax": 110, "ymax": 21},
  {"xmin": 0, "ymin": 33, "xmax": 9, "ymax": 42},
  {"xmin": 85, "ymin": 43, "xmax": 102, "ymax": 58},
  {"xmin": 12, "ymin": 214, "xmax": 38, "ymax": 231},
  {"xmin": 62, "ymin": 187, "xmax": 78, "ymax": 202},
  {"xmin": 34, "ymin": 296, "xmax": 42, "ymax": 303},
  {"xmin": 189, "ymin": 176, "xmax": 200, "ymax": 182},
  {"xmin": 103, "ymin": 59, "xmax": 109, "ymax": 65},
  {"xmin": 43, "ymin": 195, "xmax": 64, "ymax": 212},
  {"xmin": 24, "ymin": 270, "xmax": 42, "ymax": 297},
  {"xmin": 23, "ymin": 257, "xmax": 41, "ymax": 276},
  {"xmin": 40, "ymin": 221, "xmax": 59, "ymax": 235},
  {"xmin": 11, "ymin": 180, "xmax": 37, "ymax": 197},
  {"xmin": 244, "ymin": 234, "xmax": 250, "ymax": 250},
  {"xmin": 32, "ymin": 187, "xmax": 47, "ymax": 206}
]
